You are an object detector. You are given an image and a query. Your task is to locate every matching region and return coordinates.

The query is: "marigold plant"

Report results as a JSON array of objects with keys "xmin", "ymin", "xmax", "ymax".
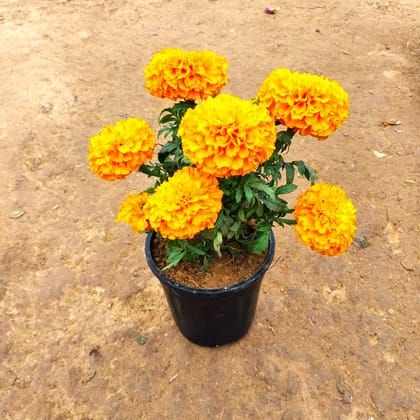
[
  {"xmin": 144, "ymin": 48, "xmax": 228, "ymax": 102},
  {"xmin": 89, "ymin": 48, "xmax": 356, "ymax": 269},
  {"xmin": 88, "ymin": 118, "xmax": 156, "ymax": 181},
  {"xmin": 257, "ymin": 68, "xmax": 349, "ymax": 140},
  {"xmin": 294, "ymin": 183, "xmax": 357, "ymax": 255}
]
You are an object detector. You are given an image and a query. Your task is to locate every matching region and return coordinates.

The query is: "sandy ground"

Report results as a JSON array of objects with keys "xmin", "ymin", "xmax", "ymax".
[{"xmin": 0, "ymin": 0, "xmax": 419, "ymax": 418}]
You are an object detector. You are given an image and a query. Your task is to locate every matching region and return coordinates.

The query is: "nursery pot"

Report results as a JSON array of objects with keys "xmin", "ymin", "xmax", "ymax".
[{"xmin": 145, "ymin": 231, "xmax": 275, "ymax": 347}]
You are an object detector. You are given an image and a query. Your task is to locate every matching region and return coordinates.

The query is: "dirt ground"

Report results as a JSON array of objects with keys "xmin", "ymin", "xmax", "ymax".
[{"xmin": 0, "ymin": 0, "xmax": 419, "ymax": 418}]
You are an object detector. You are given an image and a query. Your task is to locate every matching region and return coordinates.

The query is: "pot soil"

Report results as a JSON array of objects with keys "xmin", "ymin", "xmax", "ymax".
[{"xmin": 150, "ymin": 234, "xmax": 270, "ymax": 289}]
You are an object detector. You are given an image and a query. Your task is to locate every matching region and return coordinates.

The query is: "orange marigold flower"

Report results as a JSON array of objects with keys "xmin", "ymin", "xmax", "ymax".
[
  {"xmin": 88, "ymin": 118, "xmax": 156, "ymax": 181},
  {"xmin": 144, "ymin": 48, "xmax": 228, "ymax": 101},
  {"xmin": 116, "ymin": 192, "xmax": 152, "ymax": 234},
  {"xmin": 294, "ymin": 183, "xmax": 357, "ymax": 256},
  {"xmin": 143, "ymin": 167, "xmax": 223, "ymax": 240},
  {"xmin": 178, "ymin": 94, "xmax": 276, "ymax": 178},
  {"xmin": 258, "ymin": 69, "xmax": 349, "ymax": 140}
]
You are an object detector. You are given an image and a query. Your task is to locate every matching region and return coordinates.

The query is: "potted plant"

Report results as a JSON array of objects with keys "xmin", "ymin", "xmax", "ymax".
[{"xmin": 88, "ymin": 48, "xmax": 357, "ymax": 346}]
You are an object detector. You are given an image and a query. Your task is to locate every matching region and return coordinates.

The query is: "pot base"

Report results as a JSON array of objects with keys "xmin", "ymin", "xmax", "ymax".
[{"xmin": 160, "ymin": 275, "xmax": 264, "ymax": 346}]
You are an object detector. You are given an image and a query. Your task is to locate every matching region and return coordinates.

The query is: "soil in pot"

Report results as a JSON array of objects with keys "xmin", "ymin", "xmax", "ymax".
[{"xmin": 151, "ymin": 235, "xmax": 270, "ymax": 289}]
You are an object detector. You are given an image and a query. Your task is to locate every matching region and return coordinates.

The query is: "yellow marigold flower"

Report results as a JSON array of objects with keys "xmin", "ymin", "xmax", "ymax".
[
  {"xmin": 178, "ymin": 94, "xmax": 276, "ymax": 178},
  {"xmin": 258, "ymin": 69, "xmax": 349, "ymax": 140},
  {"xmin": 144, "ymin": 48, "xmax": 228, "ymax": 101},
  {"xmin": 116, "ymin": 192, "xmax": 152, "ymax": 234},
  {"xmin": 294, "ymin": 183, "xmax": 357, "ymax": 256},
  {"xmin": 88, "ymin": 118, "xmax": 156, "ymax": 181},
  {"xmin": 143, "ymin": 167, "xmax": 223, "ymax": 240}
]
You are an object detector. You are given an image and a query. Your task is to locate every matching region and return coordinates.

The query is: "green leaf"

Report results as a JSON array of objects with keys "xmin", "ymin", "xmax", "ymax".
[
  {"xmin": 285, "ymin": 163, "xmax": 295, "ymax": 184},
  {"xmin": 180, "ymin": 156, "xmax": 192, "ymax": 166},
  {"xmin": 277, "ymin": 183, "xmax": 298, "ymax": 194},
  {"xmin": 252, "ymin": 182, "xmax": 276, "ymax": 200},
  {"xmin": 235, "ymin": 187, "xmax": 243, "ymax": 203},
  {"xmin": 276, "ymin": 128, "xmax": 296, "ymax": 152},
  {"xmin": 186, "ymin": 242, "xmax": 207, "ymax": 256},
  {"xmin": 277, "ymin": 218, "xmax": 297, "ymax": 225},
  {"xmin": 244, "ymin": 185, "xmax": 253, "ymax": 203},
  {"xmin": 261, "ymin": 197, "xmax": 284, "ymax": 212},
  {"xmin": 293, "ymin": 160, "xmax": 305, "ymax": 175},
  {"xmin": 164, "ymin": 241, "xmax": 186, "ymax": 270},
  {"xmin": 293, "ymin": 161, "xmax": 316, "ymax": 184},
  {"xmin": 158, "ymin": 106, "xmax": 173, "ymax": 118},
  {"xmin": 159, "ymin": 114, "xmax": 176, "ymax": 125},
  {"xmin": 230, "ymin": 220, "xmax": 242, "ymax": 234},
  {"xmin": 256, "ymin": 201, "xmax": 263, "ymax": 217},
  {"xmin": 159, "ymin": 141, "xmax": 178, "ymax": 154},
  {"xmin": 305, "ymin": 165, "xmax": 316, "ymax": 184},
  {"xmin": 240, "ymin": 226, "xmax": 271, "ymax": 254}
]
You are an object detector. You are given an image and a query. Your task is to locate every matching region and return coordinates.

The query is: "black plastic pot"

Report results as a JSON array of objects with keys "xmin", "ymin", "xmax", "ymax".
[{"xmin": 145, "ymin": 231, "xmax": 275, "ymax": 347}]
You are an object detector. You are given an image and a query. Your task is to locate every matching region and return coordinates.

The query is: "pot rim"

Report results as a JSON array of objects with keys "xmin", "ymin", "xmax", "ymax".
[{"xmin": 145, "ymin": 230, "xmax": 275, "ymax": 296}]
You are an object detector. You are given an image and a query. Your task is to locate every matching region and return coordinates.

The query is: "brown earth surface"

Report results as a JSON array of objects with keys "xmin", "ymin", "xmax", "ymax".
[{"xmin": 0, "ymin": 0, "xmax": 419, "ymax": 418}]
